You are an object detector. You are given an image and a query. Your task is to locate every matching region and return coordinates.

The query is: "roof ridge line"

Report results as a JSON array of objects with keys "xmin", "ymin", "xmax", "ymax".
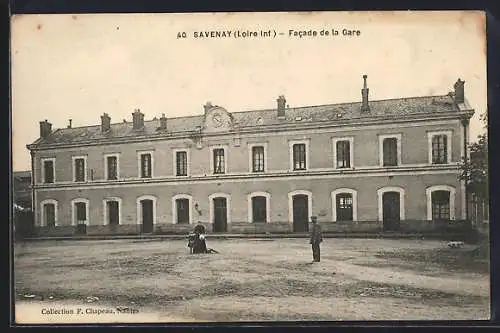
[{"xmin": 52, "ymin": 94, "xmax": 452, "ymax": 131}]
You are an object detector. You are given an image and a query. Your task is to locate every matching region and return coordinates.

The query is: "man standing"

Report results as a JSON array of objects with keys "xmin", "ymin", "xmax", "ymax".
[{"xmin": 309, "ymin": 216, "xmax": 323, "ymax": 262}]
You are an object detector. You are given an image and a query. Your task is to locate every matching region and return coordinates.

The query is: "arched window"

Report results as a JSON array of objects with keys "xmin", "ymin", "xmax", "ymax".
[
  {"xmin": 40, "ymin": 199, "xmax": 58, "ymax": 227},
  {"xmin": 331, "ymin": 188, "xmax": 358, "ymax": 222},
  {"xmin": 426, "ymin": 185, "xmax": 456, "ymax": 220}
]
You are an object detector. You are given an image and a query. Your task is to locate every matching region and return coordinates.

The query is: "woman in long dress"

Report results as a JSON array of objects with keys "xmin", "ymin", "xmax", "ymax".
[{"xmin": 190, "ymin": 224, "xmax": 218, "ymax": 254}]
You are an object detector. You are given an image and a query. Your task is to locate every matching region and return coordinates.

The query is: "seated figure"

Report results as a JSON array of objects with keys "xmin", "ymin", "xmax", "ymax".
[
  {"xmin": 193, "ymin": 233, "xmax": 209, "ymax": 254},
  {"xmin": 188, "ymin": 224, "xmax": 219, "ymax": 254}
]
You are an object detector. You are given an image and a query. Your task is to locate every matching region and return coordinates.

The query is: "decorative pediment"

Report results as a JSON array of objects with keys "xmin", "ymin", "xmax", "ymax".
[{"xmin": 203, "ymin": 106, "xmax": 234, "ymax": 133}]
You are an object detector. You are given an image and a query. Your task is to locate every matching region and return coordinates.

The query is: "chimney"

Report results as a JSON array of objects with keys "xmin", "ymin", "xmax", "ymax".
[
  {"xmin": 361, "ymin": 75, "xmax": 370, "ymax": 113},
  {"xmin": 159, "ymin": 113, "xmax": 167, "ymax": 130},
  {"xmin": 277, "ymin": 95, "xmax": 286, "ymax": 118},
  {"xmin": 132, "ymin": 108, "xmax": 144, "ymax": 130},
  {"xmin": 39, "ymin": 120, "xmax": 52, "ymax": 139},
  {"xmin": 67, "ymin": 119, "xmax": 72, "ymax": 128},
  {"xmin": 101, "ymin": 113, "xmax": 111, "ymax": 132},
  {"xmin": 454, "ymin": 78, "xmax": 465, "ymax": 104},
  {"xmin": 204, "ymin": 102, "xmax": 213, "ymax": 114}
]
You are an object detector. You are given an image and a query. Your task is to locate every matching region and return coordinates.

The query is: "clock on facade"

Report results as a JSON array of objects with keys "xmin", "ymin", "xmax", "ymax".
[{"xmin": 211, "ymin": 112, "xmax": 223, "ymax": 127}]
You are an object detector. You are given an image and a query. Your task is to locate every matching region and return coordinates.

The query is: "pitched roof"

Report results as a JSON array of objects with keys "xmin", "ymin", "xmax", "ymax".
[{"xmin": 30, "ymin": 94, "xmax": 465, "ymax": 147}]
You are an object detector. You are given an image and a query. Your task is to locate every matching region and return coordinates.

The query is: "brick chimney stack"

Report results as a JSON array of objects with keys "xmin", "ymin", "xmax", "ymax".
[
  {"xmin": 39, "ymin": 120, "xmax": 52, "ymax": 139},
  {"xmin": 101, "ymin": 113, "xmax": 111, "ymax": 132},
  {"xmin": 277, "ymin": 95, "xmax": 286, "ymax": 118},
  {"xmin": 454, "ymin": 78, "xmax": 465, "ymax": 104},
  {"xmin": 159, "ymin": 113, "xmax": 167, "ymax": 130},
  {"xmin": 361, "ymin": 75, "xmax": 370, "ymax": 113},
  {"xmin": 132, "ymin": 109, "xmax": 144, "ymax": 130},
  {"xmin": 204, "ymin": 102, "xmax": 213, "ymax": 114},
  {"xmin": 67, "ymin": 119, "xmax": 72, "ymax": 128}
]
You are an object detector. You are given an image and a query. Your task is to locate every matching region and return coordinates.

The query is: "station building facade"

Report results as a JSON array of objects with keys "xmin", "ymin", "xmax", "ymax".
[{"xmin": 27, "ymin": 76, "xmax": 475, "ymax": 236}]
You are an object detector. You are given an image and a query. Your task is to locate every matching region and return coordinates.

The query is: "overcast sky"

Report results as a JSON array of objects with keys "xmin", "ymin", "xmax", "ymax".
[{"xmin": 11, "ymin": 11, "xmax": 487, "ymax": 172}]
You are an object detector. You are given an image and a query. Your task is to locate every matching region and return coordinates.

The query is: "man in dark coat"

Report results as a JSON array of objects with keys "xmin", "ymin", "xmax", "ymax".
[{"xmin": 309, "ymin": 216, "xmax": 322, "ymax": 262}]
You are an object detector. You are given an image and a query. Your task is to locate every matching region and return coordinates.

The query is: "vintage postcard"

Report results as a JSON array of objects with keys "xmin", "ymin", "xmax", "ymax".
[{"xmin": 11, "ymin": 11, "xmax": 489, "ymax": 324}]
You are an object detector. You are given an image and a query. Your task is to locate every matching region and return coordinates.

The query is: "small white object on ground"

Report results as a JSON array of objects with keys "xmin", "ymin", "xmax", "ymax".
[{"xmin": 447, "ymin": 241, "xmax": 465, "ymax": 248}]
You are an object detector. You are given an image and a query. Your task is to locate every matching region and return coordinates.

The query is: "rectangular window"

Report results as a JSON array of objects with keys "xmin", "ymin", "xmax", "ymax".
[
  {"xmin": 140, "ymin": 153, "xmax": 152, "ymax": 178},
  {"xmin": 432, "ymin": 191, "xmax": 450, "ymax": 220},
  {"xmin": 293, "ymin": 143, "xmax": 307, "ymax": 170},
  {"xmin": 176, "ymin": 199, "xmax": 190, "ymax": 224},
  {"xmin": 432, "ymin": 135, "xmax": 448, "ymax": 164},
  {"xmin": 106, "ymin": 156, "xmax": 118, "ymax": 180},
  {"xmin": 336, "ymin": 140, "xmax": 351, "ymax": 168},
  {"xmin": 75, "ymin": 202, "xmax": 87, "ymax": 223},
  {"xmin": 43, "ymin": 160, "xmax": 54, "ymax": 183},
  {"xmin": 74, "ymin": 158, "xmax": 86, "ymax": 182},
  {"xmin": 213, "ymin": 148, "xmax": 225, "ymax": 174},
  {"xmin": 383, "ymin": 137, "xmax": 398, "ymax": 166},
  {"xmin": 44, "ymin": 204, "xmax": 55, "ymax": 227},
  {"xmin": 176, "ymin": 151, "xmax": 188, "ymax": 176},
  {"xmin": 336, "ymin": 194, "xmax": 353, "ymax": 221},
  {"xmin": 252, "ymin": 146, "xmax": 265, "ymax": 172}
]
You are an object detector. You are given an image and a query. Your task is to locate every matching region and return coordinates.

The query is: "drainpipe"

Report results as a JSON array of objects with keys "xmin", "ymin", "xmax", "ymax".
[
  {"xmin": 461, "ymin": 117, "xmax": 470, "ymax": 222},
  {"xmin": 30, "ymin": 150, "xmax": 36, "ymax": 232}
]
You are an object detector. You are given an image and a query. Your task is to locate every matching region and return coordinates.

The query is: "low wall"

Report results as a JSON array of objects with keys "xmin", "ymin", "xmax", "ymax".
[
  {"xmin": 32, "ymin": 219, "xmax": 474, "ymax": 237},
  {"xmin": 36, "ymin": 225, "xmax": 77, "ymax": 237},
  {"xmin": 86, "ymin": 224, "xmax": 141, "ymax": 235},
  {"xmin": 319, "ymin": 221, "xmax": 381, "ymax": 233},
  {"xmin": 230, "ymin": 222, "xmax": 291, "ymax": 233},
  {"xmin": 154, "ymin": 223, "xmax": 208, "ymax": 235}
]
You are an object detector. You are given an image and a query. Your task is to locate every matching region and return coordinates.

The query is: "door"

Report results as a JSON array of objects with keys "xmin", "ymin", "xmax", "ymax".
[
  {"xmin": 293, "ymin": 195, "xmax": 309, "ymax": 232},
  {"xmin": 213, "ymin": 198, "xmax": 228, "ymax": 232},
  {"xmin": 107, "ymin": 201, "xmax": 119, "ymax": 226},
  {"xmin": 176, "ymin": 199, "xmax": 190, "ymax": 224},
  {"xmin": 252, "ymin": 196, "xmax": 267, "ymax": 223},
  {"xmin": 141, "ymin": 199, "xmax": 154, "ymax": 233},
  {"xmin": 44, "ymin": 204, "xmax": 55, "ymax": 227},
  {"xmin": 75, "ymin": 202, "xmax": 87, "ymax": 224},
  {"xmin": 382, "ymin": 192, "xmax": 400, "ymax": 231}
]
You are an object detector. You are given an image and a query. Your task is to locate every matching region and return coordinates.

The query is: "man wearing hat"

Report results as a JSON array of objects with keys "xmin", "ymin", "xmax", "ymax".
[{"xmin": 309, "ymin": 216, "xmax": 323, "ymax": 262}]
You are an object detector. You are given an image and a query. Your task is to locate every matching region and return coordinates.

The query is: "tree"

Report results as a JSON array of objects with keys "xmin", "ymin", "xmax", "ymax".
[
  {"xmin": 458, "ymin": 112, "xmax": 488, "ymax": 202},
  {"xmin": 458, "ymin": 112, "xmax": 489, "ymax": 255}
]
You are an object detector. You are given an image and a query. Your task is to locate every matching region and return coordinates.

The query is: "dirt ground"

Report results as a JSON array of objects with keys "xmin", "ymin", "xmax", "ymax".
[{"xmin": 13, "ymin": 238, "xmax": 490, "ymax": 323}]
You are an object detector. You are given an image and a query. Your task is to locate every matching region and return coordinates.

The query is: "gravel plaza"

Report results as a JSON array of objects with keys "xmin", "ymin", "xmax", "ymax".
[{"xmin": 14, "ymin": 237, "xmax": 490, "ymax": 323}]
